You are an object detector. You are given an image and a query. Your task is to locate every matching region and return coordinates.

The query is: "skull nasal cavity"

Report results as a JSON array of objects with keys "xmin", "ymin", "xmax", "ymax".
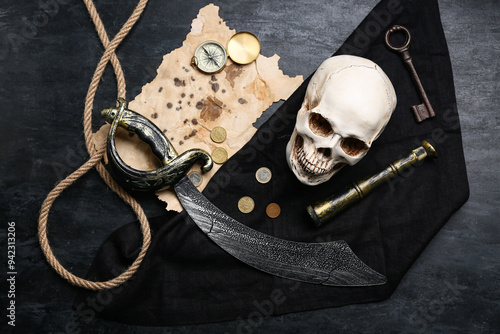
[
  {"xmin": 318, "ymin": 147, "xmax": 331, "ymax": 157},
  {"xmin": 309, "ymin": 113, "xmax": 333, "ymax": 137}
]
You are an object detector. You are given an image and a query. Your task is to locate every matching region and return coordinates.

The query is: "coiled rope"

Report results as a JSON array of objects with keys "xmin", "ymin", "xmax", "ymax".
[{"xmin": 38, "ymin": 0, "xmax": 151, "ymax": 290}]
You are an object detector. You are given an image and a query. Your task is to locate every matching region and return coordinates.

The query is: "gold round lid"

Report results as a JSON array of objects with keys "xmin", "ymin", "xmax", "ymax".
[{"xmin": 227, "ymin": 32, "xmax": 261, "ymax": 65}]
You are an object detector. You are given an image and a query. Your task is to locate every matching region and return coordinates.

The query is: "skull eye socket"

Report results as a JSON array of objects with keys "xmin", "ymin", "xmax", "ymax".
[
  {"xmin": 341, "ymin": 137, "xmax": 368, "ymax": 156},
  {"xmin": 309, "ymin": 113, "xmax": 333, "ymax": 137}
]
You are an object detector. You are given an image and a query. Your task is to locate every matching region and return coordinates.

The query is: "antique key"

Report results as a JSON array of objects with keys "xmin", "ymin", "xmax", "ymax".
[{"xmin": 385, "ymin": 25, "xmax": 435, "ymax": 122}]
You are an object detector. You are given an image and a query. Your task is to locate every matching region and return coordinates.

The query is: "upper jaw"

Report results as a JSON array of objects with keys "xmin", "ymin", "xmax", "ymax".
[{"xmin": 287, "ymin": 133, "xmax": 345, "ymax": 185}]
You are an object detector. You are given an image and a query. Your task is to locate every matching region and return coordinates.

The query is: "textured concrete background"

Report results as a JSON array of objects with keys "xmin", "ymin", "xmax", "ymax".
[{"xmin": 0, "ymin": 0, "xmax": 498, "ymax": 333}]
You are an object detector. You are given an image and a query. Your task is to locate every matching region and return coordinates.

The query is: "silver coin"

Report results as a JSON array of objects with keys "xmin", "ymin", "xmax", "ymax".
[
  {"xmin": 188, "ymin": 171, "xmax": 203, "ymax": 187},
  {"xmin": 255, "ymin": 167, "xmax": 272, "ymax": 184}
]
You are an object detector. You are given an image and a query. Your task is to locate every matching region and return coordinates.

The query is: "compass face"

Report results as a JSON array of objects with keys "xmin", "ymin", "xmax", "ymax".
[{"xmin": 192, "ymin": 41, "xmax": 227, "ymax": 74}]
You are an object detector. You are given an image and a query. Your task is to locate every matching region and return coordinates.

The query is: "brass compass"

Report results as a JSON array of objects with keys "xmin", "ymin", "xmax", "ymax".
[{"xmin": 191, "ymin": 40, "xmax": 227, "ymax": 74}]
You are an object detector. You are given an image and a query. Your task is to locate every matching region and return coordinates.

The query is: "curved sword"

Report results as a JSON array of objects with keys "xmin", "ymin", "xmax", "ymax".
[{"xmin": 102, "ymin": 99, "xmax": 386, "ymax": 286}]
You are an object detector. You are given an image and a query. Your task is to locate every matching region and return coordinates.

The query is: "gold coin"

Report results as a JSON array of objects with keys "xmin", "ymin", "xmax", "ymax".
[
  {"xmin": 255, "ymin": 167, "xmax": 272, "ymax": 184},
  {"xmin": 188, "ymin": 171, "xmax": 203, "ymax": 187},
  {"xmin": 266, "ymin": 203, "xmax": 281, "ymax": 218},
  {"xmin": 238, "ymin": 196, "xmax": 255, "ymax": 214},
  {"xmin": 212, "ymin": 147, "xmax": 228, "ymax": 164},
  {"xmin": 210, "ymin": 126, "xmax": 227, "ymax": 143}
]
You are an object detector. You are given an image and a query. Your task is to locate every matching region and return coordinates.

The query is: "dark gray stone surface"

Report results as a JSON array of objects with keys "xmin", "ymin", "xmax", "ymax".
[{"xmin": 0, "ymin": 0, "xmax": 498, "ymax": 333}]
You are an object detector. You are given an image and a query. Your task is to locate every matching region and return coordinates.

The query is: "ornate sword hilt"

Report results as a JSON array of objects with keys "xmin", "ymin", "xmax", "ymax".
[{"xmin": 101, "ymin": 98, "xmax": 213, "ymax": 191}]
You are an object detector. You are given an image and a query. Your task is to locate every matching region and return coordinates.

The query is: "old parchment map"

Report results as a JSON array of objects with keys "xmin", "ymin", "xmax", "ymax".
[{"xmin": 95, "ymin": 4, "xmax": 303, "ymax": 211}]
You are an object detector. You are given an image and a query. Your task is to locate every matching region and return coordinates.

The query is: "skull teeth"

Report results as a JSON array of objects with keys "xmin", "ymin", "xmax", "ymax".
[{"xmin": 294, "ymin": 136, "xmax": 331, "ymax": 176}]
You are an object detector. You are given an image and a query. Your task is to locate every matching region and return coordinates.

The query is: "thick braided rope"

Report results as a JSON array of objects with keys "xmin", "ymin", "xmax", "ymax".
[
  {"xmin": 38, "ymin": 0, "xmax": 150, "ymax": 290},
  {"xmin": 83, "ymin": 0, "xmax": 127, "ymax": 98}
]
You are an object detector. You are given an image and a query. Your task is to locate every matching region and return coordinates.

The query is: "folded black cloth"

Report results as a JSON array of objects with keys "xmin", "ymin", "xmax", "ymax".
[{"xmin": 75, "ymin": 0, "xmax": 469, "ymax": 326}]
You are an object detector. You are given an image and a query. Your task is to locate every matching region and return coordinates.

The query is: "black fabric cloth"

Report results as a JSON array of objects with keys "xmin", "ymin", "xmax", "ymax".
[{"xmin": 75, "ymin": 0, "xmax": 469, "ymax": 326}]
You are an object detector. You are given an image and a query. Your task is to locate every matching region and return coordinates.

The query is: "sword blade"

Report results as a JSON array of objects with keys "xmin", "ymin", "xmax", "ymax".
[{"xmin": 174, "ymin": 176, "xmax": 386, "ymax": 286}]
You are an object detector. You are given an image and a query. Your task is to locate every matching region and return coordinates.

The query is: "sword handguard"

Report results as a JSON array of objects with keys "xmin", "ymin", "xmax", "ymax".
[{"xmin": 101, "ymin": 98, "xmax": 213, "ymax": 191}]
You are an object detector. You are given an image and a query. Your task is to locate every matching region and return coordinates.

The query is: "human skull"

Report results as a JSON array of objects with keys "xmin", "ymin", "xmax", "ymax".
[{"xmin": 286, "ymin": 55, "xmax": 397, "ymax": 185}]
